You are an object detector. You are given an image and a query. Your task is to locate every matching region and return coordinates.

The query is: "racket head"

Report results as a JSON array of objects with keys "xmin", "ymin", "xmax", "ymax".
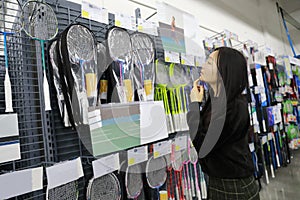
[
  {"xmin": 130, "ymin": 32, "xmax": 155, "ymax": 67},
  {"xmin": 46, "ymin": 181, "xmax": 78, "ymax": 200},
  {"xmin": 107, "ymin": 27, "xmax": 132, "ymax": 62},
  {"xmin": 169, "ymin": 63, "xmax": 185, "ymax": 87},
  {"xmin": 155, "ymin": 59, "xmax": 169, "ymax": 85},
  {"xmin": 67, "ymin": 24, "xmax": 97, "ymax": 63},
  {"xmin": 172, "ymin": 148, "xmax": 183, "ymax": 171},
  {"xmin": 87, "ymin": 174, "xmax": 121, "ymax": 200},
  {"xmin": 125, "ymin": 164, "xmax": 143, "ymax": 199},
  {"xmin": 22, "ymin": 0, "xmax": 58, "ymax": 40},
  {"xmin": 145, "ymin": 156, "xmax": 167, "ymax": 189},
  {"xmin": 189, "ymin": 142, "xmax": 198, "ymax": 164}
]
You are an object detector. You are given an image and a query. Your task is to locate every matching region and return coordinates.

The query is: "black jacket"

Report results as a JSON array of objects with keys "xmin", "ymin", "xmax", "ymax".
[{"xmin": 187, "ymin": 96, "xmax": 254, "ymax": 178}]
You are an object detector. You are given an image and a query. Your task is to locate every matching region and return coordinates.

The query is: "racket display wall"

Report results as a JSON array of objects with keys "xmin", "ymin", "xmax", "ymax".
[
  {"xmin": 0, "ymin": 0, "xmax": 55, "ymax": 199},
  {"xmin": 0, "ymin": 0, "xmax": 171, "ymax": 199}
]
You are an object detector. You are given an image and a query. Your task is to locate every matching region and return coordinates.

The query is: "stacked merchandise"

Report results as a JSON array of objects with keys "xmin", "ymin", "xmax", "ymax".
[
  {"xmin": 282, "ymin": 57, "xmax": 300, "ymax": 150},
  {"xmin": 247, "ymin": 54, "xmax": 300, "ymax": 187},
  {"xmin": 48, "ymin": 21, "xmax": 208, "ymax": 199}
]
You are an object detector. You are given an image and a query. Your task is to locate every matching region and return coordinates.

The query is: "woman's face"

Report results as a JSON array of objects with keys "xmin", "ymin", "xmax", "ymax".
[{"xmin": 200, "ymin": 50, "xmax": 219, "ymax": 84}]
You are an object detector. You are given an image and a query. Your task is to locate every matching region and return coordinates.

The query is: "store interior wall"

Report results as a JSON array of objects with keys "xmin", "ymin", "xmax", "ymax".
[
  {"xmin": 69, "ymin": 0, "xmax": 298, "ymax": 56},
  {"xmin": 2, "ymin": 0, "xmax": 298, "ymax": 56}
]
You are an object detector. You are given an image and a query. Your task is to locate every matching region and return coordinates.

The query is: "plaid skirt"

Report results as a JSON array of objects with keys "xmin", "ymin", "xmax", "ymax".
[{"xmin": 208, "ymin": 176, "xmax": 260, "ymax": 200}]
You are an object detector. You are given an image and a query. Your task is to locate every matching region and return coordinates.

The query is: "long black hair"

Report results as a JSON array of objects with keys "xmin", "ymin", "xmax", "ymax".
[{"xmin": 215, "ymin": 47, "xmax": 248, "ymax": 102}]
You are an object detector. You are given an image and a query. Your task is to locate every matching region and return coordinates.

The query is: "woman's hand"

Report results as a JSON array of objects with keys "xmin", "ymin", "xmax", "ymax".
[{"xmin": 190, "ymin": 78, "xmax": 204, "ymax": 102}]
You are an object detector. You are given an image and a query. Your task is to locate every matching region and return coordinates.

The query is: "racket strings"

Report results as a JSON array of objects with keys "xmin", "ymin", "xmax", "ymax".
[
  {"xmin": 89, "ymin": 174, "xmax": 120, "ymax": 200},
  {"xmin": 23, "ymin": 2, "xmax": 57, "ymax": 40},
  {"xmin": 146, "ymin": 156, "xmax": 167, "ymax": 188},
  {"xmin": 67, "ymin": 25, "xmax": 96, "ymax": 62},
  {"xmin": 108, "ymin": 28, "xmax": 132, "ymax": 62},
  {"xmin": 131, "ymin": 34, "xmax": 154, "ymax": 66},
  {"xmin": 126, "ymin": 164, "xmax": 143, "ymax": 198},
  {"xmin": 47, "ymin": 181, "xmax": 78, "ymax": 200}
]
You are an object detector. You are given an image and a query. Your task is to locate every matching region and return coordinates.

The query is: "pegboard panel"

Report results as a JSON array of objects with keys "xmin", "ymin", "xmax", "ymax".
[{"xmin": 0, "ymin": 0, "xmax": 168, "ymax": 199}]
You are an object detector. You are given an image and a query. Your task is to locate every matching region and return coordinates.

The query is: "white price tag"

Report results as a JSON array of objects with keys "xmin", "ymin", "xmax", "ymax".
[
  {"xmin": 115, "ymin": 12, "xmax": 136, "ymax": 31},
  {"xmin": 92, "ymin": 153, "xmax": 120, "ymax": 178},
  {"xmin": 164, "ymin": 51, "xmax": 180, "ymax": 63},
  {"xmin": 273, "ymin": 124, "xmax": 278, "ymax": 132},
  {"xmin": 153, "ymin": 140, "xmax": 172, "ymax": 159},
  {"xmin": 127, "ymin": 146, "xmax": 148, "ymax": 166},
  {"xmin": 248, "ymin": 143, "xmax": 255, "ymax": 152},
  {"xmin": 181, "ymin": 53, "xmax": 195, "ymax": 66},
  {"xmin": 280, "ymin": 123, "xmax": 283, "ymax": 130},
  {"xmin": 175, "ymin": 135, "xmax": 187, "ymax": 151},
  {"xmin": 262, "ymin": 136, "xmax": 267, "ymax": 144},
  {"xmin": 268, "ymin": 133, "xmax": 273, "ymax": 141},
  {"xmin": 269, "ymin": 63, "xmax": 274, "ymax": 70},
  {"xmin": 137, "ymin": 18, "xmax": 158, "ymax": 36},
  {"xmin": 81, "ymin": 1, "xmax": 108, "ymax": 24}
]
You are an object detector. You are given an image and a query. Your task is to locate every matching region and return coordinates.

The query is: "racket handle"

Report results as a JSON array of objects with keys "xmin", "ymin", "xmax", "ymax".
[
  {"xmin": 270, "ymin": 164, "xmax": 275, "ymax": 178},
  {"xmin": 191, "ymin": 175, "xmax": 195, "ymax": 197},
  {"xmin": 175, "ymin": 186, "xmax": 179, "ymax": 200},
  {"xmin": 276, "ymin": 155, "xmax": 280, "ymax": 168},
  {"xmin": 4, "ymin": 70, "xmax": 13, "ymax": 112},
  {"xmin": 43, "ymin": 71, "xmax": 51, "ymax": 111},
  {"xmin": 168, "ymin": 114, "xmax": 175, "ymax": 133},
  {"xmin": 265, "ymin": 169, "xmax": 269, "ymax": 184},
  {"xmin": 196, "ymin": 190, "xmax": 202, "ymax": 200}
]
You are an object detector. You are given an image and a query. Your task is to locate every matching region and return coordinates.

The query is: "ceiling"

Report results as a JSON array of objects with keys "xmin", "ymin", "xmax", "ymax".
[{"xmin": 278, "ymin": 0, "xmax": 300, "ymax": 14}]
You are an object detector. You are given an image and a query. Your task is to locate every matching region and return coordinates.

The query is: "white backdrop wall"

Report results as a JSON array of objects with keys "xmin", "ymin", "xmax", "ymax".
[{"xmin": 31, "ymin": 0, "xmax": 300, "ymax": 56}]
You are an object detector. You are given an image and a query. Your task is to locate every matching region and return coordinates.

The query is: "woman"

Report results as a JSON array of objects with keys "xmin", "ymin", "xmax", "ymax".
[{"xmin": 187, "ymin": 47, "xmax": 260, "ymax": 199}]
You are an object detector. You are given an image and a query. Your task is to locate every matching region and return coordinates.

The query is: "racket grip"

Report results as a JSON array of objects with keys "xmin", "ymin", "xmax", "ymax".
[
  {"xmin": 43, "ymin": 72, "xmax": 51, "ymax": 111},
  {"xmin": 265, "ymin": 169, "xmax": 269, "ymax": 184},
  {"xmin": 270, "ymin": 164, "xmax": 275, "ymax": 178},
  {"xmin": 276, "ymin": 154, "xmax": 280, "ymax": 168},
  {"xmin": 191, "ymin": 176, "xmax": 195, "ymax": 197},
  {"xmin": 4, "ymin": 71, "xmax": 13, "ymax": 112},
  {"xmin": 175, "ymin": 186, "xmax": 179, "ymax": 200},
  {"xmin": 196, "ymin": 190, "xmax": 202, "ymax": 200},
  {"xmin": 168, "ymin": 114, "xmax": 175, "ymax": 133}
]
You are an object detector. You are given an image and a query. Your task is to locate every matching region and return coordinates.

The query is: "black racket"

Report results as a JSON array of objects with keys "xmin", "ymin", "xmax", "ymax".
[{"xmin": 107, "ymin": 27, "xmax": 133, "ymax": 103}]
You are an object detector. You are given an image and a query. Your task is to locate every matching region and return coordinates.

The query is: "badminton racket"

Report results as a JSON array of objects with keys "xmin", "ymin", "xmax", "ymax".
[
  {"xmin": 189, "ymin": 139, "xmax": 202, "ymax": 200},
  {"xmin": 46, "ymin": 180, "xmax": 78, "ymax": 200},
  {"xmin": 125, "ymin": 163, "xmax": 143, "ymax": 199},
  {"xmin": 22, "ymin": 0, "xmax": 58, "ymax": 111},
  {"xmin": 260, "ymin": 136, "xmax": 269, "ymax": 184},
  {"xmin": 171, "ymin": 141, "xmax": 184, "ymax": 200},
  {"xmin": 146, "ymin": 155, "xmax": 167, "ymax": 200},
  {"xmin": 86, "ymin": 173, "xmax": 121, "ymax": 200},
  {"xmin": 181, "ymin": 144, "xmax": 192, "ymax": 200},
  {"xmin": 65, "ymin": 24, "xmax": 97, "ymax": 124},
  {"xmin": 155, "ymin": 59, "xmax": 174, "ymax": 133},
  {"xmin": 165, "ymin": 153, "xmax": 175, "ymax": 200},
  {"xmin": 131, "ymin": 32, "xmax": 155, "ymax": 101},
  {"xmin": 107, "ymin": 27, "xmax": 133, "ymax": 103},
  {"xmin": 49, "ymin": 40, "xmax": 71, "ymax": 127}
]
